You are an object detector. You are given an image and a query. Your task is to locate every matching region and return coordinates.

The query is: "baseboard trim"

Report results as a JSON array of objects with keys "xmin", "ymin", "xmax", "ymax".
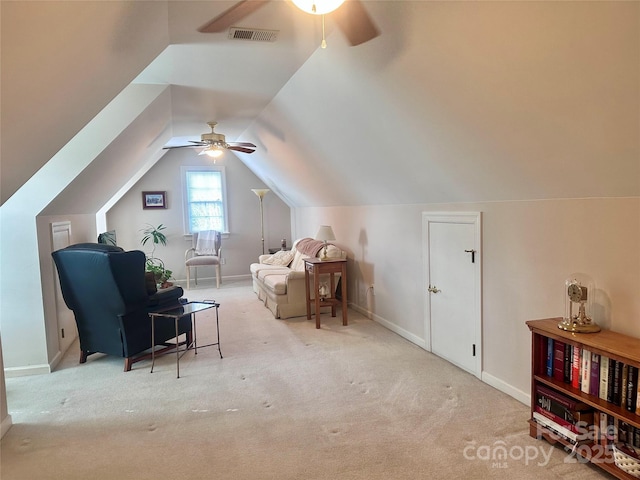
[
  {"xmin": 4, "ymin": 363, "xmax": 52, "ymax": 378},
  {"xmin": 1, "ymin": 414, "xmax": 13, "ymax": 439},
  {"xmin": 350, "ymin": 303, "xmax": 529, "ymax": 406},
  {"xmin": 481, "ymin": 371, "xmax": 530, "ymax": 405},
  {"xmin": 4, "ymin": 349, "xmax": 62, "ymax": 378},
  {"xmin": 349, "ymin": 303, "xmax": 427, "ymax": 349},
  {"xmin": 49, "ymin": 350, "xmax": 63, "ymax": 372}
]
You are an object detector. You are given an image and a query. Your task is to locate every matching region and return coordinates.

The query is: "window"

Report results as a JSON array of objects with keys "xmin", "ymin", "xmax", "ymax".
[{"xmin": 181, "ymin": 166, "xmax": 229, "ymax": 234}]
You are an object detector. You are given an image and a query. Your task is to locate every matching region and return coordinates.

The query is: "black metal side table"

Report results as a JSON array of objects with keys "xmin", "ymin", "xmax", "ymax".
[{"xmin": 149, "ymin": 300, "xmax": 221, "ymax": 378}]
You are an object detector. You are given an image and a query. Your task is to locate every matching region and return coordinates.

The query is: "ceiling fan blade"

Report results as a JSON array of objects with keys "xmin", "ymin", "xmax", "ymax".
[
  {"xmin": 198, "ymin": 0, "xmax": 270, "ymax": 33},
  {"xmin": 332, "ymin": 0, "xmax": 380, "ymax": 46},
  {"xmin": 228, "ymin": 142, "xmax": 257, "ymax": 148},
  {"xmin": 188, "ymin": 140, "xmax": 207, "ymax": 145},
  {"xmin": 227, "ymin": 146, "xmax": 256, "ymax": 154},
  {"xmin": 163, "ymin": 145, "xmax": 203, "ymax": 150}
]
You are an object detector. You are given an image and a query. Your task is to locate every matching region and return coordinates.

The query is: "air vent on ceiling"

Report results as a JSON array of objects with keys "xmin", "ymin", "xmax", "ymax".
[{"xmin": 228, "ymin": 27, "xmax": 278, "ymax": 42}]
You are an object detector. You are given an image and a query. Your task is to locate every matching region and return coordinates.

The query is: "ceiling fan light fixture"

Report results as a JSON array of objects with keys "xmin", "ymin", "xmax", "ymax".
[
  {"xmin": 292, "ymin": 0, "xmax": 345, "ymax": 15},
  {"xmin": 204, "ymin": 146, "xmax": 224, "ymax": 158}
]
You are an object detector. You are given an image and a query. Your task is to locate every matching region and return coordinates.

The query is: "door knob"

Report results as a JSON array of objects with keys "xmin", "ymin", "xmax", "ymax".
[{"xmin": 428, "ymin": 285, "xmax": 440, "ymax": 294}]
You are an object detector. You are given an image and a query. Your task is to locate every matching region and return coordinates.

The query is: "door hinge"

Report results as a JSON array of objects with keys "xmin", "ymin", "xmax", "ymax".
[{"xmin": 472, "ymin": 344, "xmax": 476, "ymax": 356}]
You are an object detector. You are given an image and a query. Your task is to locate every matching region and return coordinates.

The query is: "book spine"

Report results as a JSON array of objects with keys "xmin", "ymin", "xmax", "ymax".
[
  {"xmin": 614, "ymin": 418, "xmax": 620, "ymax": 444},
  {"xmin": 533, "ymin": 409, "xmax": 581, "ymax": 441},
  {"xmin": 589, "ymin": 353, "xmax": 600, "ymax": 397},
  {"xmin": 636, "ymin": 384, "xmax": 640, "ymax": 415},
  {"xmin": 619, "ymin": 422, "xmax": 631, "ymax": 444},
  {"xmin": 621, "ymin": 364, "xmax": 629, "ymax": 407},
  {"xmin": 598, "ymin": 412, "xmax": 612, "ymax": 446},
  {"xmin": 592, "ymin": 412, "xmax": 601, "ymax": 445},
  {"xmin": 607, "ymin": 359, "xmax": 616, "ymax": 403},
  {"xmin": 606, "ymin": 414, "xmax": 616, "ymax": 444},
  {"xmin": 533, "ymin": 406, "xmax": 580, "ymax": 431},
  {"xmin": 571, "ymin": 345, "xmax": 581, "ymax": 389},
  {"xmin": 613, "ymin": 361, "xmax": 622, "ymax": 405},
  {"xmin": 536, "ymin": 384, "xmax": 589, "ymax": 411},
  {"xmin": 564, "ymin": 344, "xmax": 572, "ymax": 383},
  {"xmin": 554, "ymin": 341, "xmax": 566, "ymax": 382},
  {"xmin": 536, "ymin": 391, "xmax": 581, "ymax": 422},
  {"xmin": 626, "ymin": 365, "xmax": 638, "ymax": 412},
  {"xmin": 599, "ymin": 355, "xmax": 609, "ymax": 401},
  {"xmin": 581, "ymin": 348, "xmax": 591, "ymax": 394},
  {"xmin": 546, "ymin": 338, "xmax": 554, "ymax": 377}
]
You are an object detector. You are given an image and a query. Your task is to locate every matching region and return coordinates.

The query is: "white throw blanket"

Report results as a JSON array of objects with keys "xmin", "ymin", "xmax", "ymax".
[{"xmin": 195, "ymin": 230, "xmax": 219, "ymax": 255}]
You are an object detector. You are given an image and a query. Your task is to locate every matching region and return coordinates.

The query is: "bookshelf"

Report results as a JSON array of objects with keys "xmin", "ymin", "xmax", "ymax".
[{"xmin": 527, "ymin": 318, "xmax": 640, "ymax": 480}]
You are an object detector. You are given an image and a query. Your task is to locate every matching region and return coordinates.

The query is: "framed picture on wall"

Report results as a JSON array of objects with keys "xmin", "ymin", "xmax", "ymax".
[{"xmin": 142, "ymin": 191, "xmax": 167, "ymax": 209}]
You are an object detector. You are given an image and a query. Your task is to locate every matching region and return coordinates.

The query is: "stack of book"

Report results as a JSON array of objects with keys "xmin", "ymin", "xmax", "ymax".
[{"xmin": 533, "ymin": 384, "xmax": 594, "ymax": 444}]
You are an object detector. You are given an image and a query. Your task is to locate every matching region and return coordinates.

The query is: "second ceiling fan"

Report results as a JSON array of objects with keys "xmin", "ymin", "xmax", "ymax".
[
  {"xmin": 163, "ymin": 122, "xmax": 256, "ymax": 158},
  {"xmin": 198, "ymin": 0, "xmax": 380, "ymax": 47}
]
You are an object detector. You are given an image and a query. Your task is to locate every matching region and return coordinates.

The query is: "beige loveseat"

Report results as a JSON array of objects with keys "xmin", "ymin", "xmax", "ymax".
[{"xmin": 250, "ymin": 238, "xmax": 346, "ymax": 319}]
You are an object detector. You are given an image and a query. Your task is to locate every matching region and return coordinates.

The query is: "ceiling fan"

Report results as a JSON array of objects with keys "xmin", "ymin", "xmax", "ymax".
[
  {"xmin": 163, "ymin": 122, "xmax": 256, "ymax": 158},
  {"xmin": 198, "ymin": 0, "xmax": 380, "ymax": 47}
]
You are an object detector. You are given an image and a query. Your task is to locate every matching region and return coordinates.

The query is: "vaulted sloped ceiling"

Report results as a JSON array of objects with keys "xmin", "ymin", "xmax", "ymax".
[
  {"xmin": 2, "ymin": 1, "xmax": 638, "ymax": 211},
  {"xmin": 240, "ymin": 1, "xmax": 639, "ymax": 207},
  {"xmin": 0, "ymin": 0, "xmax": 170, "ymax": 205}
]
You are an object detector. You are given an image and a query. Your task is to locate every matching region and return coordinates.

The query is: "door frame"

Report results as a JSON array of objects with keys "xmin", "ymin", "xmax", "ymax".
[
  {"xmin": 422, "ymin": 211, "xmax": 482, "ymax": 378},
  {"xmin": 51, "ymin": 221, "xmax": 76, "ymax": 355}
]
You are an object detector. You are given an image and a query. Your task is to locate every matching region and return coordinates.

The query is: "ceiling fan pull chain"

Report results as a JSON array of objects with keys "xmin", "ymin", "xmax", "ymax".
[{"xmin": 321, "ymin": 14, "xmax": 327, "ymax": 49}]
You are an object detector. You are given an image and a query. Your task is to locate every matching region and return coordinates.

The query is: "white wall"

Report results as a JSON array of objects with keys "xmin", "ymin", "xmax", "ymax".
[
  {"xmin": 292, "ymin": 197, "xmax": 640, "ymax": 402},
  {"xmin": 0, "ymin": 337, "xmax": 11, "ymax": 438},
  {"xmin": 107, "ymin": 148, "xmax": 292, "ymax": 282}
]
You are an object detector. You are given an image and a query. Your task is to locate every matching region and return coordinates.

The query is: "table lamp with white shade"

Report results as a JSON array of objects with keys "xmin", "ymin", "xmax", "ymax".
[{"xmin": 315, "ymin": 225, "xmax": 336, "ymax": 261}]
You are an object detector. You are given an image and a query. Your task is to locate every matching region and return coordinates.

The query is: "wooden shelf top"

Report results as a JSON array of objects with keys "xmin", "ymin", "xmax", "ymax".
[
  {"xmin": 526, "ymin": 318, "xmax": 640, "ymax": 365},
  {"xmin": 303, "ymin": 257, "xmax": 347, "ymax": 265}
]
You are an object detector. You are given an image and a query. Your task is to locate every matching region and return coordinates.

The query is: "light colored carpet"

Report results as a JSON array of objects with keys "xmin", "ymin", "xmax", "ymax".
[{"xmin": 1, "ymin": 279, "xmax": 612, "ymax": 479}]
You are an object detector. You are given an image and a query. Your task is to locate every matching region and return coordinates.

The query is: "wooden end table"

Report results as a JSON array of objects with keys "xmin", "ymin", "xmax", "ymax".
[{"xmin": 304, "ymin": 258, "xmax": 348, "ymax": 329}]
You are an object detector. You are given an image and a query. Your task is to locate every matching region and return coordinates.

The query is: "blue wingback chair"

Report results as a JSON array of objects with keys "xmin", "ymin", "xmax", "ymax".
[{"xmin": 52, "ymin": 243, "xmax": 192, "ymax": 371}]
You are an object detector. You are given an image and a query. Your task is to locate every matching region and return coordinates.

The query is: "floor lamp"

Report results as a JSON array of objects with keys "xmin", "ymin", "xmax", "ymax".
[{"xmin": 251, "ymin": 189, "xmax": 270, "ymax": 254}]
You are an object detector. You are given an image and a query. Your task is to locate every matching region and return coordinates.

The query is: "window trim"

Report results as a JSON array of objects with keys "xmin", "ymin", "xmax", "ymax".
[{"xmin": 180, "ymin": 165, "xmax": 229, "ymax": 235}]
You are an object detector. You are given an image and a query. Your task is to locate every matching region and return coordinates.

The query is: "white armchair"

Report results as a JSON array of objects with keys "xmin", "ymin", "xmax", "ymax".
[{"xmin": 185, "ymin": 230, "xmax": 222, "ymax": 289}]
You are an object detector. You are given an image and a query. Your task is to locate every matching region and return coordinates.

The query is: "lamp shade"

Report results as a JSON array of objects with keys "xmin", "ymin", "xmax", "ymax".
[
  {"xmin": 291, "ymin": 0, "xmax": 345, "ymax": 15},
  {"xmin": 315, "ymin": 225, "xmax": 336, "ymax": 242},
  {"xmin": 251, "ymin": 188, "xmax": 270, "ymax": 199}
]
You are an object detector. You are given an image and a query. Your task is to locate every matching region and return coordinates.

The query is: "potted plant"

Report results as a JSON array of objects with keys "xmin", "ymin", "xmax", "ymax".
[{"xmin": 140, "ymin": 223, "xmax": 173, "ymax": 288}]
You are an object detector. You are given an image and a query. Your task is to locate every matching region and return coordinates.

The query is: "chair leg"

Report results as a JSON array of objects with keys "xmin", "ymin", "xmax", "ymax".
[
  {"xmin": 195, "ymin": 267, "xmax": 198, "ymax": 286},
  {"xmin": 216, "ymin": 264, "xmax": 221, "ymax": 288},
  {"xmin": 186, "ymin": 266, "xmax": 190, "ymax": 289}
]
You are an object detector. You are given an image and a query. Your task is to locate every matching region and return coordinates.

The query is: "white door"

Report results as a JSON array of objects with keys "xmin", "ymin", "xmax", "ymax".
[
  {"xmin": 51, "ymin": 221, "xmax": 77, "ymax": 354},
  {"xmin": 423, "ymin": 212, "xmax": 481, "ymax": 378}
]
